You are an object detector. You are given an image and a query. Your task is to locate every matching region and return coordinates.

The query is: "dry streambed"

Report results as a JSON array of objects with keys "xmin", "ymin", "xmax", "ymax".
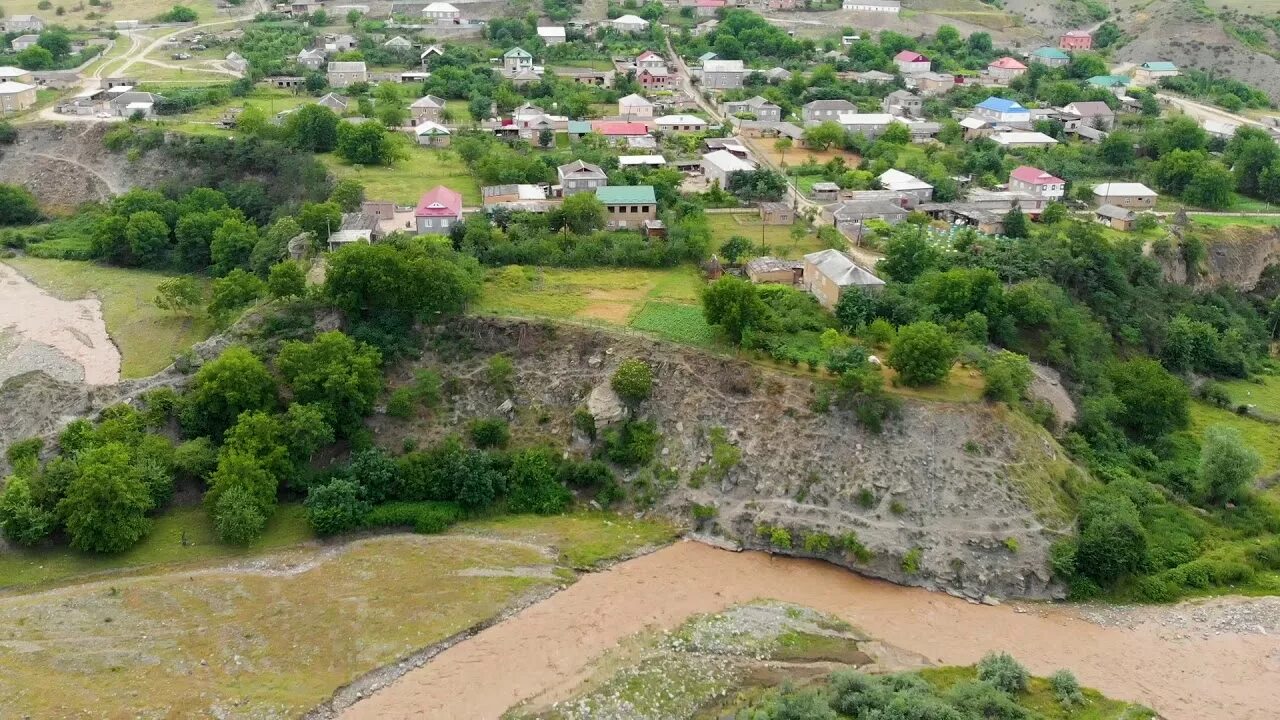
[{"xmin": 0, "ymin": 262, "xmax": 120, "ymax": 386}]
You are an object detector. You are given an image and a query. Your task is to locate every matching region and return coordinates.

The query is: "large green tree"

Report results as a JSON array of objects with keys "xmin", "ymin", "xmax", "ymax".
[
  {"xmin": 335, "ymin": 120, "xmax": 398, "ymax": 165},
  {"xmin": 701, "ymin": 276, "xmax": 770, "ymax": 344},
  {"xmin": 57, "ymin": 443, "xmax": 154, "ymax": 553},
  {"xmin": 1200, "ymin": 424, "xmax": 1261, "ymax": 505},
  {"xmin": 276, "ymin": 331, "xmax": 383, "ymax": 435},
  {"xmin": 888, "ymin": 322, "xmax": 958, "ymax": 386},
  {"xmin": 180, "ymin": 346, "xmax": 278, "ymax": 438}
]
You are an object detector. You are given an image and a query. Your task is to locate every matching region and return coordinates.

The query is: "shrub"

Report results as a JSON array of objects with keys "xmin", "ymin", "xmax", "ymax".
[
  {"xmin": 611, "ymin": 358, "xmax": 653, "ymax": 405},
  {"xmin": 387, "ymin": 388, "xmax": 415, "ymax": 418},
  {"xmin": 0, "ymin": 476, "xmax": 56, "ymax": 546},
  {"xmin": 214, "ymin": 485, "xmax": 268, "ymax": 544},
  {"xmin": 863, "ymin": 318, "xmax": 896, "ymax": 346},
  {"xmin": 769, "ymin": 526, "xmax": 792, "ymax": 549},
  {"xmin": 1135, "ymin": 575, "xmax": 1179, "ymax": 602},
  {"xmin": 856, "ymin": 487, "xmax": 875, "ymax": 508},
  {"xmin": 691, "ymin": 503, "xmax": 716, "ymax": 521},
  {"xmin": 557, "ymin": 460, "xmax": 614, "ymax": 489},
  {"xmin": 841, "ymin": 532, "xmax": 872, "ymax": 562},
  {"xmin": 506, "ymin": 449, "xmax": 571, "ymax": 515},
  {"xmin": 977, "ymin": 652, "xmax": 1029, "ymax": 694},
  {"xmin": 888, "ymin": 322, "xmax": 958, "ymax": 386},
  {"xmin": 901, "ymin": 547, "xmax": 922, "ymax": 574},
  {"xmin": 1003, "ymin": 537, "xmax": 1019, "ymax": 553},
  {"xmin": 487, "ymin": 354, "xmax": 515, "ymax": 392},
  {"xmin": 602, "ymin": 420, "xmax": 660, "ymax": 467},
  {"xmin": 363, "ymin": 501, "xmax": 461, "ymax": 534},
  {"xmin": 347, "ymin": 448, "xmax": 399, "ymax": 504},
  {"xmin": 1049, "ymin": 669, "xmax": 1084, "ymax": 707},
  {"xmin": 572, "ymin": 408, "xmax": 597, "ymax": 439},
  {"xmin": 469, "ymin": 417, "xmax": 510, "ymax": 449},
  {"xmin": 803, "ymin": 532, "xmax": 832, "ymax": 553},
  {"xmin": 982, "ymin": 350, "xmax": 1033, "ymax": 404}
]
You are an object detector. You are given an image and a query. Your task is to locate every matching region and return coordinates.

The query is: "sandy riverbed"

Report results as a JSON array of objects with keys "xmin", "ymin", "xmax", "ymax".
[
  {"xmin": 0, "ymin": 262, "xmax": 120, "ymax": 385},
  {"xmin": 343, "ymin": 541, "xmax": 1280, "ymax": 720}
]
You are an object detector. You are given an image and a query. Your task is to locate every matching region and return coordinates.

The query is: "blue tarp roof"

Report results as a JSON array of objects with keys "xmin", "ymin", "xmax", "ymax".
[{"xmin": 976, "ymin": 97, "xmax": 1026, "ymax": 113}]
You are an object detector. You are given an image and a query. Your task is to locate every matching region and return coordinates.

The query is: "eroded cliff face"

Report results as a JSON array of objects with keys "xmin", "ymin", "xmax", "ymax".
[
  {"xmin": 377, "ymin": 318, "xmax": 1084, "ymax": 600},
  {"xmin": 1156, "ymin": 226, "xmax": 1280, "ymax": 291}
]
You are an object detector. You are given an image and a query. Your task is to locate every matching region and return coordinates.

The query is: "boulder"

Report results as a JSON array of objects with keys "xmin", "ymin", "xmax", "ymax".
[{"xmin": 587, "ymin": 382, "xmax": 627, "ymax": 426}]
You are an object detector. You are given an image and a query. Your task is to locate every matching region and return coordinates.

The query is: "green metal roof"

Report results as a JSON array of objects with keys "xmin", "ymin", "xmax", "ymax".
[
  {"xmin": 595, "ymin": 185, "xmax": 656, "ymax": 204},
  {"xmin": 504, "ymin": 47, "xmax": 532, "ymax": 58},
  {"xmin": 1141, "ymin": 61, "xmax": 1177, "ymax": 72},
  {"xmin": 1087, "ymin": 74, "xmax": 1130, "ymax": 87},
  {"xmin": 567, "ymin": 120, "xmax": 592, "ymax": 134},
  {"xmin": 1031, "ymin": 47, "xmax": 1069, "ymax": 59}
]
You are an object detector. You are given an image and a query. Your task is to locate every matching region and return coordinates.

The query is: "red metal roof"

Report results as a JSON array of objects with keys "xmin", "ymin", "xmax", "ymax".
[
  {"xmin": 894, "ymin": 50, "xmax": 927, "ymax": 62},
  {"xmin": 1010, "ymin": 166, "xmax": 1063, "ymax": 185},
  {"xmin": 637, "ymin": 50, "xmax": 662, "ymax": 60},
  {"xmin": 414, "ymin": 185, "xmax": 463, "ymax": 217},
  {"xmin": 989, "ymin": 56, "xmax": 1027, "ymax": 70},
  {"xmin": 593, "ymin": 121, "xmax": 650, "ymax": 136}
]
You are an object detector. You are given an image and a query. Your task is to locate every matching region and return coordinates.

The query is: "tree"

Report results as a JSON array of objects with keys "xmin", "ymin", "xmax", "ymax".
[
  {"xmin": 57, "ymin": 443, "xmax": 153, "ymax": 553},
  {"xmin": 719, "ymin": 235, "xmax": 753, "ymax": 265},
  {"xmin": 305, "ymin": 478, "xmax": 370, "ymax": 535},
  {"xmin": 212, "ymin": 485, "xmax": 267, "ymax": 544},
  {"xmin": 1002, "ymin": 205, "xmax": 1028, "ymax": 239},
  {"xmin": 276, "ymin": 331, "xmax": 384, "ymax": 435},
  {"xmin": 205, "ymin": 450, "xmax": 278, "ymax": 531},
  {"xmin": 1099, "ymin": 130, "xmax": 1135, "ymax": 166},
  {"xmin": 983, "ymin": 350, "xmax": 1033, "ymax": 404},
  {"xmin": 506, "ymin": 449, "xmax": 571, "ymax": 515},
  {"xmin": 1107, "ymin": 358, "xmax": 1189, "ymax": 440},
  {"xmin": 0, "ymin": 475, "xmax": 56, "ymax": 546},
  {"xmin": 0, "ymin": 184, "xmax": 41, "ymax": 225},
  {"xmin": 1149, "ymin": 148, "xmax": 1203, "ymax": 196},
  {"xmin": 1075, "ymin": 491, "xmax": 1148, "ymax": 585},
  {"xmin": 336, "ymin": 120, "xmax": 398, "ymax": 165},
  {"xmin": 323, "ymin": 241, "xmax": 479, "ymax": 326},
  {"xmin": 328, "ymin": 178, "xmax": 364, "ymax": 212},
  {"xmin": 161, "ymin": 5, "xmax": 198, "ymax": 21},
  {"xmin": 280, "ymin": 403, "xmax": 334, "ymax": 464},
  {"xmin": 556, "ymin": 192, "xmax": 607, "ymax": 234},
  {"xmin": 1041, "ymin": 202, "xmax": 1067, "ymax": 224},
  {"xmin": 36, "ymin": 30, "xmax": 71, "ymax": 59},
  {"xmin": 125, "ymin": 211, "xmax": 171, "ymax": 266},
  {"xmin": 879, "ymin": 225, "xmax": 939, "ymax": 282},
  {"xmin": 701, "ymin": 276, "xmax": 770, "ymax": 345},
  {"xmin": 1154, "ymin": 116, "xmax": 1207, "ymax": 156},
  {"xmin": 1200, "ymin": 424, "xmax": 1261, "ymax": 505},
  {"xmin": 15, "ymin": 45, "xmax": 55, "ymax": 70},
  {"xmin": 267, "ymin": 261, "xmax": 306, "ymax": 298},
  {"xmin": 285, "ymin": 104, "xmax": 341, "ymax": 152},
  {"xmin": 154, "ymin": 276, "xmax": 202, "ymax": 315},
  {"xmin": 888, "ymin": 322, "xmax": 957, "ymax": 386},
  {"xmin": 977, "ymin": 653, "xmax": 1029, "ymax": 694},
  {"xmin": 803, "ymin": 121, "xmax": 845, "ymax": 151},
  {"xmin": 208, "ymin": 268, "xmax": 266, "ymax": 320},
  {"xmin": 1183, "ymin": 161, "xmax": 1235, "ymax": 210},
  {"xmin": 210, "ymin": 217, "xmax": 260, "ymax": 276},
  {"xmin": 611, "ymin": 359, "xmax": 653, "ymax": 405},
  {"xmin": 297, "ymin": 201, "xmax": 342, "ymax": 241},
  {"xmin": 880, "ymin": 121, "xmax": 910, "ymax": 145},
  {"xmin": 774, "ymin": 136, "xmax": 792, "ymax": 160},
  {"xmin": 179, "ymin": 346, "xmax": 277, "ymax": 438},
  {"xmin": 0, "ymin": 121, "xmax": 17, "ymax": 145}
]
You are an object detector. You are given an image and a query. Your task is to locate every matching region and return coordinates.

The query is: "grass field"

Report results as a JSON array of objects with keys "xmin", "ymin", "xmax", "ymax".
[
  {"xmin": 179, "ymin": 87, "xmax": 316, "ymax": 123},
  {"xmin": 706, "ymin": 212, "xmax": 824, "ymax": 259},
  {"xmin": 320, "ymin": 142, "xmax": 482, "ymax": 206},
  {"xmin": 475, "ymin": 265, "xmax": 704, "ymax": 327},
  {"xmin": 3, "ymin": 258, "xmax": 214, "ymax": 378},
  {"xmin": 1213, "ymin": 375, "xmax": 1280, "ymax": 416},
  {"xmin": 1191, "ymin": 214, "xmax": 1280, "ymax": 228},
  {"xmin": 1189, "ymin": 402, "xmax": 1280, "ymax": 476},
  {"xmin": 0, "ymin": 0, "xmax": 222, "ymax": 23},
  {"xmin": 0, "ymin": 512, "xmax": 675, "ymax": 719}
]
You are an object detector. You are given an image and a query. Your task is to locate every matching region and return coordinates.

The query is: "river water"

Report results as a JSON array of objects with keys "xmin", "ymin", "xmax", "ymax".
[{"xmin": 344, "ymin": 541, "xmax": 1280, "ymax": 720}]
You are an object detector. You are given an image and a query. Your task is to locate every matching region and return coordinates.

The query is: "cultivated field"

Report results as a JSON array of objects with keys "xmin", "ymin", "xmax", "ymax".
[{"xmin": 3, "ymin": 258, "xmax": 214, "ymax": 378}]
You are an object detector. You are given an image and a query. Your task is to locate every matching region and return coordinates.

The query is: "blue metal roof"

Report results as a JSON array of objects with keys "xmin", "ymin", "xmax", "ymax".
[{"xmin": 976, "ymin": 97, "xmax": 1026, "ymax": 113}]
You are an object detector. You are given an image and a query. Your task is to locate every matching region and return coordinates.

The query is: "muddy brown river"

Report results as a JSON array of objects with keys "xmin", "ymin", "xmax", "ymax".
[{"xmin": 344, "ymin": 541, "xmax": 1280, "ymax": 720}]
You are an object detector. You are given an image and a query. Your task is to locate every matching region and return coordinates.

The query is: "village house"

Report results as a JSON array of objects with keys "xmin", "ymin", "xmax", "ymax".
[
  {"xmin": 635, "ymin": 50, "xmax": 666, "ymax": 72},
  {"xmin": 271, "ymin": 76, "xmax": 305, "ymax": 90},
  {"xmin": 317, "ymin": 92, "xmax": 349, "ymax": 113},
  {"xmin": 596, "ymin": 186, "xmax": 657, "ymax": 229},
  {"xmin": 972, "ymin": 96, "xmax": 1030, "ymax": 125},
  {"xmin": 1029, "ymin": 47, "xmax": 1070, "ymax": 67},
  {"xmin": 724, "ymin": 95, "xmax": 782, "ymax": 122},
  {"xmin": 765, "ymin": 67, "xmax": 792, "ymax": 83},
  {"xmin": 537, "ymin": 26, "xmax": 566, "ymax": 45},
  {"xmin": 558, "ymin": 160, "xmax": 608, "ymax": 196},
  {"xmin": 422, "ymin": 2, "xmax": 461, "ymax": 22},
  {"xmin": 413, "ymin": 120, "xmax": 451, "ymax": 146},
  {"xmin": 1059, "ymin": 30, "xmax": 1092, "ymax": 50},
  {"xmin": 325, "ymin": 34, "xmax": 359, "ymax": 53},
  {"xmin": 637, "ymin": 67, "xmax": 672, "ymax": 91},
  {"xmin": 327, "ymin": 228, "xmax": 372, "ymax": 251},
  {"xmin": 696, "ymin": 0, "xmax": 726, "ymax": 17},
  {"xmin": 991, "ymin": 131, "xmax": 1058, "ymax": 148},
  {"xmin": 618, "ymin": 155, "xmax": 665, "ymax": 169},
  {"xmin": 556, "ymin": 68, "xmax": 613, "ymax": 87},
  {"xmin": 746, "ymin": 256, "xmax": 803, "ymax": 285},
  {"xmin": 108, "ymin": 90, "xmax": 163, "ymax": 117},
  {"xmin": 327, "ymin": 61, "xmax": 367, "ymax": 88},
  {"xmin": 759, "ymin": 201, "xmax": 794, "ymax": 225},
  {"xmin": 655, "ymin": 114, "xmax": 707, "ymax": 133},
  {"xmin": 297, "ymin": 48, "xmax": 326, "ymax": 70},
  {"xmin": 618, "ymin": 93, "xmax": 654, "ymax": 119},
  {"xmin": 1008, "ymin": 166, "xmax": 1065, "ymax": 201},
  {"xmin": 1203, "ymin": 119, "xmax": 1239, "ymax": 140},
  {"xmin": 414, "ymin": 186, "xmax": 463, "ymax": 234},
  {"xmin": 0, "ymin": 81, "xmax": 37, "ymax": 114},
  {"xmin": 842, "ymin": 0, "xmax": 900, "ymax": 11},
  {"xmin": 770, "ymin": 0, "xmax": 799, "ymax": 9},
  {"xmin": 1095, "ymin": 204, "xmax": 1136, "ymax": 231},
  {"xmin": 1062, "ymin": 100, "xmax": 1115, "ymax": 130},
  {"xmin": 893, "ymin": 50, "xmax": 931, "ymax": 75},
  {"xmin": 811, "ymin": 182, "xmax": 841, "ymax": 202},
  {"xmin": 384, "ymin": 36, "xmax": 412, "ymax": 50},
  {"xmin": 611, "ymin": 14, "xmax": 650, "ymax": 33},
  {"xmin": 11, "ymin": 35, "xmax": 40, "ymax": 52},
  {"xmin": 410, "ymin": 94, "xmax": 446, "ymax": 123},
  {"xmin": 702, "ymin": 149, "xmax": 756, "ymax": 187},
  {"xmin": 803, "ymin": 249, "xmax": 884, "ymax": 310},
  {"xmin": 909, "ymin": 71, "xmax": 957, "ymax": 95},
  {"xmin": 693, "ymin": 19, "xmax": 719, "ymax": 37},
  {"xmin": 702, "ymin": 59, "xmax": 745, "ymax": 90},
  {"xmin": 1093, "ymin": 182, "xmax": 1157, "ymax": 208},
  {"xmin": 3, "ymin": 15, "xmax": 45, "ymax": 33},
  {"xmin": 421, "ymin": 45, "xmax": 444, "ymax": 62},
  {"xmin": 1134, "ymin": 61, "xmax": 1179, "ymax": 83},
  {"xmin": 878, "ymin": 168, "xmax": 933, "ymax": 207},
  {"xmin": 482, "ymin": 184, "xmax": 553, "ymax": 212},
  {"xmin": 838, "ymin": 112, "xmax": 896, "ymax": 140},
  {"xmin": 802, "ymin": 99, "xmax": 856, "ymax": 125},
  {"xmin": 1087, "ymin": 75, "xmax": 1130, "ymax": 95},
  {"xmin": 0, "ymin": 66, "xmax": 34, "ymax": 83},
  {"xmin": 502, "ymin": 47, "xmax": 534, "ymax": 74},
  {"xmin": 987, "ymin": 57, "xmax": 1028, "ymax": 83},
  {"xmin": 832, "ymin": 198, "xmax": 909, "ymax": 235},
  {"xmin": 881, "ymin": 89, "xmax": 923, "ymax": 118}
]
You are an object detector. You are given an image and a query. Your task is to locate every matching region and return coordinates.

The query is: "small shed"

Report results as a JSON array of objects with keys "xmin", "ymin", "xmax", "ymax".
[
  {"xmin": 746, "ymin": 256, "xmax": 803, "ymax": 285},
  {"xmin": 811, "ymin": 182, "xmax": 841, "ymax": 202},
  {"xmin": 1095, "ymin": 204, "xmax": 1136, "ymax": 231},
  {"xmin": 759, "ymin": 201, "xmax": 794, "ymax": 225}
]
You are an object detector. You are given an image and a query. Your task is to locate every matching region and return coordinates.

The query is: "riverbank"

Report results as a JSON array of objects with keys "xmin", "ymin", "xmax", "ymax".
[{"xmin": 342, "ymin": 540, "xmax": 1280, "ymax": 720}]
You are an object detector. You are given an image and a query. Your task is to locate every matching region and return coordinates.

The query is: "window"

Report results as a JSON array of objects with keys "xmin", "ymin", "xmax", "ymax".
[{"xmin": 441, "ymin": 219, "xmax": 451, "ymax": 228}]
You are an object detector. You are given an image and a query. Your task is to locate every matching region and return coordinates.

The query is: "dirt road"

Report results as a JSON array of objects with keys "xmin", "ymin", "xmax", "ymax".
[{"xmin": 342, "ymin": 541, "xmax": 1280, "ymax": 720}]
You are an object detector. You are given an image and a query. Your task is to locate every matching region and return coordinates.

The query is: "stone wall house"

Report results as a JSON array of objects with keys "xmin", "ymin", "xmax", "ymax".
[{"xmin": 327, "ymin": 61, "xmax": 367, "ymax": 88}]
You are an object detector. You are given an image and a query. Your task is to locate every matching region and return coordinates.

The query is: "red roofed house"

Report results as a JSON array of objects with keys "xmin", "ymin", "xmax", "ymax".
[
  {"xmin": 1009, "ymin": 166, "xmax": 1065, "ymax": 201},
  {"xmin": 893, "ymin": 50, "xmax": 931, "ymax": 75},
  {"xmin": 636, "ymin": 50, "xmax": 665, "ymax": 71},
  {"xmin": 987, "ymin": 56, "xmax": 1028, "ymax": 83},
  {"xmin": 593, "ymin": 121, "xmax": 650, "ymax": 142},
  {"xmin": 696, "ymin": 0, "xmax": 726, "ymax": 17},
  {"xmin": 1059, "ymin": 30, "xmax": 1092, "ymax": 50},
  {"xmin": 414, "ymin": 185, "xmax": 463, "ymax": 234}
]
